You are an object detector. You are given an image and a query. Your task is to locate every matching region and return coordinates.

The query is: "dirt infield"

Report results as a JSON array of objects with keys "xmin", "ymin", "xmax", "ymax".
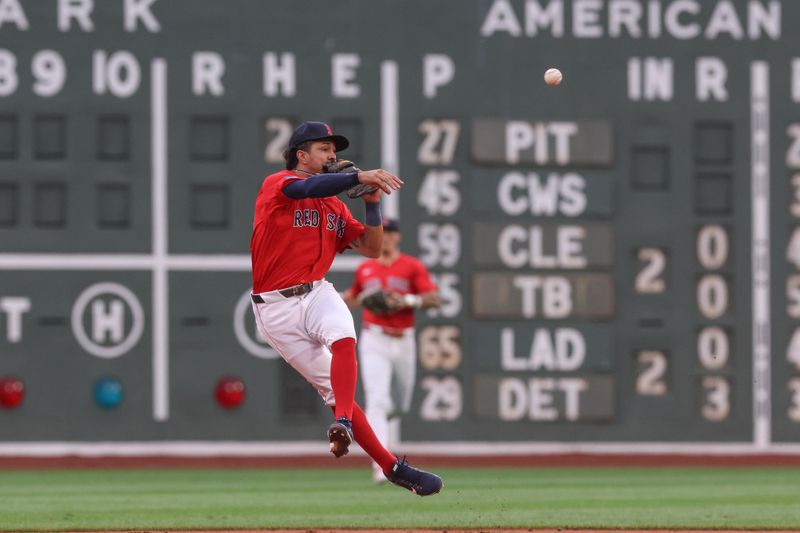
[
  {"xmin": 91, "ymin": 527, "xmax": 800, "ymax": 532},
  {"xmin": 4, "ymin": 453, "xmax": 800, "ymax": 469}
]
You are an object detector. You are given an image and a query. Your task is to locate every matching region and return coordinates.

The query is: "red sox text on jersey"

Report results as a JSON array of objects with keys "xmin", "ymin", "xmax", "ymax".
[
  {"xmin": 251, "ymin": 170, "xmax": 364, "ymax": 293},
  {"xmin": 293, "ymin": 209, "xmax": 347, "ymax": 238}
]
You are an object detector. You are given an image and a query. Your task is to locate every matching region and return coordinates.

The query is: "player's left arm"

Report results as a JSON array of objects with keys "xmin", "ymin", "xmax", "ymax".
[
  {"xmin": 384, "ymin": 262, "xmax": 441, "ymax": 310},
  {"xmin": 411, "ymin": 261, "xmax": 441, "ymax": 309},
  {"xmin": 349, "ymin": 194, "xmax": 383, "ymax": 258},
  {"xmin": 416, "ymin": 290, "xmax": 441, "ymax": 309},
  {"xmin": 384, "ymin": 289, "xmax": 440, "ymax": 310}
]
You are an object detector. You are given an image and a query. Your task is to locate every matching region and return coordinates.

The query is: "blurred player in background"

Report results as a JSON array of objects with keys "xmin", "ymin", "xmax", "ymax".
[
  {"xmin": 342, "ymin": 219, "xmax": 441, "ymax": 482},
  {"xmin": 250, "ymin": 121, "xmax": 442, "ymax": 496}
]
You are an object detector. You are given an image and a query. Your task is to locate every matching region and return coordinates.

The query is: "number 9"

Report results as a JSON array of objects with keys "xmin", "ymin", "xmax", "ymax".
[{"xmin": 32, "ymin": 50, "xmax": 66, "ymax": 97}]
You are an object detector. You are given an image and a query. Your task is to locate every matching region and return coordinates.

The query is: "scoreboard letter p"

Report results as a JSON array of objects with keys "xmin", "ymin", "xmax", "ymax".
[{"xmin": 423, "ymin": 54, "xmax": 454, "ymax": 98}]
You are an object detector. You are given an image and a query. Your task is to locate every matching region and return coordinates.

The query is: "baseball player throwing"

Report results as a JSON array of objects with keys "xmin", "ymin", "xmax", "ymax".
[
  {"xmin": 342, "ymin": 219, "xmax": 441, "ymax": 482},
  {"xmin": 250, "ymin": 121, "xmax": 442, "ymax": 496}
]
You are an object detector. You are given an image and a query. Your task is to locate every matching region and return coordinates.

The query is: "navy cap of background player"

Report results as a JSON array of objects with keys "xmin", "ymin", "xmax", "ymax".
[
  {"xmin": 288, "ymin": 121, "xmax": 349, "ymax": 152},
  {"xmin": 383, "ymin": 218, "xmax": 400, "ymax": 232}
]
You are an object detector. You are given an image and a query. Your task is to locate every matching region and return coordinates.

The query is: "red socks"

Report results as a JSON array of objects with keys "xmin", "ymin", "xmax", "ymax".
[
  {"xmin": 351, "ymin": 403, "xmax": 397, "ymax": 473},
  {"xmin": 330, "ymin": 337, "xmax": 397, "ymax": 473},
  {"xmin": 330, "ymin": 337, "xmax": 357, "ymax": 420}
]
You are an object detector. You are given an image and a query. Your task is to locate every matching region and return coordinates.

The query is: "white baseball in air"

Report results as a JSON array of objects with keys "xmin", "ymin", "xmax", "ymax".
[{"xmin": 544, "ymin": 68, "xmax": 563, "ymax": 86}]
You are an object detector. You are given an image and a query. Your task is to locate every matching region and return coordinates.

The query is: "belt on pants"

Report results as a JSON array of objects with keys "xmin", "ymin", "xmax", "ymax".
[
  {"xmin": 251, "ymin": 282, "xmax": 315, "ymax": 303},
  {"xmin": 366, "ymin": 324, "xmax": 410, "ymax": 338}
]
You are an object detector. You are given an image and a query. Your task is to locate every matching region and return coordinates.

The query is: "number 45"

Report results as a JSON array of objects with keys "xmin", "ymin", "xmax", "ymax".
[{"xmin": 417, "ymin": 170, "xmax": 461, "ymax": 216}]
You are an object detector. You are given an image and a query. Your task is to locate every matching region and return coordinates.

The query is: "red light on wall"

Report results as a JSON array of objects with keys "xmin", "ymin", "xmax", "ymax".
[
  {"xmin": 215, "ymin": 376, "xmax": 245, "ymax": 409},
  {"xmin": 0, "ymin": 376, "xmax": 25, "ymax": 409}
]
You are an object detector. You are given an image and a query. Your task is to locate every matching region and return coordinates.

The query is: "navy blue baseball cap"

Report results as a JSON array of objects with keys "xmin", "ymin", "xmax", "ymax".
[
  {"xmin": 288, "ymin": 121, "xmax": 349, "ymax": 152},
  {"xmin": 383, "ymin": 218, "xmax": 399, "ymax": 232}
]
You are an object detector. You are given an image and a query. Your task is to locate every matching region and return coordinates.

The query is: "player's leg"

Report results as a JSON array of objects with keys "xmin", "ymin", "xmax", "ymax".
[
  {"xmin": 260, "ymin": 333, "xmax": 351, "ymax": 456},
  {"xmin": 280, "ymin": 362, "xmax": 443, "ymax": 496},
  {"xmin": 352, "ymin": 332, "xmax": 442, "ymax": 495},
  {"xmin": 329, "ymin": 337, "xmax": 356, "ymax": 421},
  {"xmin": 342, "ymin": 400, "xmax": 443, "ymax": 496},
  {"xmin": 251, "ymin": 285, "xmax": 353, "ymax": 456},
  {"xmin": 349, "ymin": 402, "xmax": 396, "ymax": 473},
  {"xmin": 382, "ymin": 332, "xmax": 416, "ymax": 469},
  {"xmin": 251, "ymin": 294, "xmax": 336, "ymax": 405},
  {"xmin": 326, "ymin": 337, "xmax": 357, "ymax": 458},
  {"xmin": 358, "ymin": 327, "xmax": 394, "ymax": 480},
  {"xmin": 359, "ymin": 327, "xmax": 393, "ymax": 443},
  {"xmin": 259, "ymin": 283, "xmax": 442, "ymax": 495},
  {"xmin": 305, "ymin": 281, "xmax": 358, "ymax": 418},
  {"xmin": 304, "ymin": 281, "xmax": 361, "ymax": 455},
  {"xmin": 394, "ymin": 332, "xmax": 417, "ymax": 416}
]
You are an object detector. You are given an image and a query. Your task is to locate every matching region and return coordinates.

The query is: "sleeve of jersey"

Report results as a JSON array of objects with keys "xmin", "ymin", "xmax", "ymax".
[
  {"xmin": 337, "ymin": 208, "xmax": 365, "ymax": 253},
  {"xmin": 271, "ymin": 174, "xmax": 304, "ymax": 205},
  {"xmin": 412, "ymin": 258, "xmax": 438, "ymax": 293},
  {"xmin": 282, "ymin": 173, "xmax": 359, "ymax": 199}
]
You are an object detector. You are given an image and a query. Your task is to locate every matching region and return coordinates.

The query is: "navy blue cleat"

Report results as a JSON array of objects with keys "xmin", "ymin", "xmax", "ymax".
[
  {"xmin": 385, "ymin": 457, "xmax": 443, "ymax": 496},
  {"xmin": 327, "ymin": 417, "xmax": 353, "ymax": 458}
]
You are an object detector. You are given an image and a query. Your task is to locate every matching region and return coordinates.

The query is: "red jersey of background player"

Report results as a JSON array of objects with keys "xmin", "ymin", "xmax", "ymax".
[
  {"xmin": 350, "ymin": 254, "xmax": 437, "ymax": 329},
  {"xmin": 251, "ymin": 170, "xmax": 364, "ymax": 293}
]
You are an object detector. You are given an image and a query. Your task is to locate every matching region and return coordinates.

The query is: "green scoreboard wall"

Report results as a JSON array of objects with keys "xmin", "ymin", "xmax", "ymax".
[{"xmin": 1, "ymin": 0, "xmax": 799, "ymax": 450}]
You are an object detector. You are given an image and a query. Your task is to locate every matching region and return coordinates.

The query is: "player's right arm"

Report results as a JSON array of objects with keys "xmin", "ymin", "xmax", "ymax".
[
  {"xmin": 282, "ymin": 169, "xmax": 402, "ymax": 199},
  {"xmin": 350, "ymin": 221, "xmax": 382, "ymax": 258},
  {"xmin": 282, "ymin": 173, "xmax": 358, "ymax": 198}
]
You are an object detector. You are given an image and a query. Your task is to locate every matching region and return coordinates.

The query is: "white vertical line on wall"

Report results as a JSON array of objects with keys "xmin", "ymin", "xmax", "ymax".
[
  {"xmin": 751, "ymin": 61, "xmax": 771, "ymax": 448},
  {"xmin": 380, "ymin": 60, "xmax": 399, "ymax": 220},
  {"xmin": 152, "ymin": 58, "xmax": 170, "ymax": 422}
]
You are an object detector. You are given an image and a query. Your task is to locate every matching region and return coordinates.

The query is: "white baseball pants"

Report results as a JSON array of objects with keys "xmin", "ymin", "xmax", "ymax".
[
  {"xmin": 358, "ymin": 325, "xmax": 416, "ymax": 449},
  {"xmin": 251, "ymin": 280, "xmax": 357, "ymax": 406}
]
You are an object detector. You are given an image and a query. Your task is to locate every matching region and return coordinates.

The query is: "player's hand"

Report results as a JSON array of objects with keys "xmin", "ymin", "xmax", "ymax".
[
  {"xmin": 357, "ymin": 169, "xmax": 403, "ymax": 194},
  {"xmin": 384, "ymin": 290, "xmax": 406, "ymax": 311}
]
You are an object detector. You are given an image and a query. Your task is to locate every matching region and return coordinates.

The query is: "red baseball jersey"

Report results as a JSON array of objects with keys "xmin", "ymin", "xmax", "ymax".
[
  {"xmin": 350, "ymin": 254, "xmax": 437, "ymax": 329},
  {"xmin": 251, "ymin": 170, "xmax": 365, "ymax": 293}
]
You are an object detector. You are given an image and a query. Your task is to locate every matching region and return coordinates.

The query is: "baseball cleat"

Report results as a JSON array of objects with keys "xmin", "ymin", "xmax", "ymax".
[
  {"xmin": 385, "ymin": 457, "xmax": 443, "ymax": 496},
  {"xmin": 327, "ymin": 417, "xmax": 353, "ymax": 458}
]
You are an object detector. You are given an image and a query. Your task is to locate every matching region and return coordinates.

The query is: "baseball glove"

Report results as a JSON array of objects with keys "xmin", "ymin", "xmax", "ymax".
[
  {"xmin": 323, "ymin": 159, "xmax": 378, "ymax": 199},
  {"xmin": 358, "ymin": 288, "xmax": 393, "ymax": 314}
]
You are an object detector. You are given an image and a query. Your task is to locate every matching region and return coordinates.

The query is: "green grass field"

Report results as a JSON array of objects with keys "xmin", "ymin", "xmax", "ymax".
[{"xmin": 1, "ymin": 467, "xmax": 800, "ymax": 531}]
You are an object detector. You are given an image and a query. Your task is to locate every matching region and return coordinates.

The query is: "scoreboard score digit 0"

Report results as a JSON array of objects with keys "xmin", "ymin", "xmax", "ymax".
[{"xmin": 0, "ymin": 0, "xmax": 799, "ymax": 451}]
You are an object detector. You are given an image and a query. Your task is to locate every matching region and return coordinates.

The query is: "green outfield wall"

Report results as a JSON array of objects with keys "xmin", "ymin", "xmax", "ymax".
[{"xmin": 0, "ymin": 0, "xmax": 799, "ymax": 450}]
